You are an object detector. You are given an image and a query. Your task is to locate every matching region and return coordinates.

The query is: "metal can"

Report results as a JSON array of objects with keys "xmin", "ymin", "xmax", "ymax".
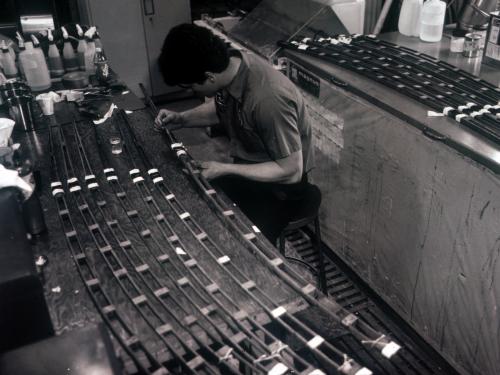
[{"xmin": 463, "ymin": 32, "xmax": 483, "ymax": 58}]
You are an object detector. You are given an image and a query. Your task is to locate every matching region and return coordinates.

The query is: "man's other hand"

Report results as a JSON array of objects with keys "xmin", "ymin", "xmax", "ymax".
[
  {"xmin": 194, "ymin": 161, "xmax": 227, "ymax": 180},
  {"xmin": 154, "ymin": 109, "xmax": 184, "ymax": 132}
]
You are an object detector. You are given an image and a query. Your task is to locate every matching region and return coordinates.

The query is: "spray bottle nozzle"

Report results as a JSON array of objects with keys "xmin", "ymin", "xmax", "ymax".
[
  {"xmin": 76, "ymin": 24, "xmax": 84, "ymax": 37},
  {"xmin": 84, "ymin": 26, "xmax": 97, "ymax": 39},
  {"xmin": 30, "ymin": 34, "xmax": 40, "ymax": 46},
  {"xmin": 61, "ymin": 26, "xmax": 69, "ymax": 39},
  {"xmin": 16, "ymin": 31, "xmax": 24, "ymax": 42}
]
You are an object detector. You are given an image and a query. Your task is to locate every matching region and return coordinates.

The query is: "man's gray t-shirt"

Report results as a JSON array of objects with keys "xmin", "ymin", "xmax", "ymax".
[{"xmin": 215, "ymin": 51, "xmax": 314, "ymax": 173}]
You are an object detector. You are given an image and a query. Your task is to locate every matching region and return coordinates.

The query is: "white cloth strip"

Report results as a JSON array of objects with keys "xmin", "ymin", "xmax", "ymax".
[
  {"xmin": 166, "ymin": 194, "xmax": 175, "ymax": 200},
  {"xmin": 171, "ymin": 142, "xmax": 183, "ymax": 150},
  {"xmin": 153, "ymin": 177, "xmax": 163, "ymax": 184},
  {"xmin": 148, "ymin": 168, "xmax": 159, "ymax": 174},
  {"xmin": 455, "ymin": 114, "xmax": 468, "ymax": 123},
  {"xmin": 84, "ymin": 174, "xmax": 95, "ymax": 180},
  {"xmin": 307, "ymin": 336, "xmax": 324, "ymax": 349},
  {"xmin": 466, "ymin": 102, "xmax": 476, "ymax": 108},
  {"xmin": 175, "ymin": 247, "xmax": 187, "ymax": 255},
  {"xmin": 133, "ymin": 176, "xmax": 144, "ymax": 183},
  {"xmin": 87, "ymin": 182, "xmax": 99, "ymax": 189},
  {"xmin": 52, "ymin": 188, "xmax": 64, "ymax": 196},
  {"xmin": 176, "ymin": 150, "xmax": 187, "ymax": 157},
  {"xmin": 484, "ymin": 104, "xmax": 492, "ymax": 110},
  {"xmin": 458, "ymin": 105, "xmax": 468, "ymax": 112},
  {"xmin": 268, "ymin": 363, "xmax": 288, "ymax": 375},
  {"xmin": 67, "ymin": 177, "xmax": 77, "ymax": 184},
  {"xmin": 129, "ymin": 168, "xmax": 140, "ymax": 175},
  {"xmin": 442, "ymin": 106, "xmax": 454, "ymax": 115},
  {"xmin": 309, "ymin": 370, "xmax": 326, "ymax": 375},
  {"xmin": 318, "ymin": 37, "xmax": 325, "ymax": 42},
  {"xmin": 298, "ymin": 44, "xmax": 308, "ymax": 50},
  {"xmin": 355, "ymin": 368, "xmax": 373, "ymax": 375},
  {"xmin": 179, "ymin": 212, "xmax": 190, "ymax": 220},
  {"xmin": 103, "ymin": 168, "xmax": 114, "ymax": 173},
  {"xmin": 479, "ymin": 108, "xmax": 491, "ymax": 115},
  {"xmin": 470, "ymin": 111, "xmax": 480, "ymax": 118},
  {"xmin": 252, "ymin": 225, "xmax": 261, "ymax": 233},
  {"xmin": 217, "ymin": 255, "xmax": 230, "ymax": 264},
  {"xmin": 302, "ymin": 37, "xmax": 311, "ymax": 42},
  {"xmin": 427, "ymin": 111, "xmax": 444, "ymax": 117},
  {"xmin": 107, "ymin": 175, "xmax": 118, "ymax": 181},
  {"xmin": 50, "ymin": 181, "xmax": 62, "ymax": 188},
  {"xmin": 381, "ymin": 341, "xmax": 401, "ymax": 358},
  {"xmin": 342, "ymin": 313, "xmax": 358, "ymax": 326},
  {"xmin": 271, "ymin": 306, "xmax": 286, "ymax": 318},
  {"xmin": 69, "ymin": 186, "xmax": 81, "ymax": 192}
]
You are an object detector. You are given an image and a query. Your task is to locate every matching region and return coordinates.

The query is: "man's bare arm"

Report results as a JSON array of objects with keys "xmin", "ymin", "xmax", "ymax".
[
  {"xmin": 155, "ymin": 99, "xmax": 217, "ymax": 130},
  {"xmin": 199, "ymin": 150, "xmax": 303, "ymax": 184}
]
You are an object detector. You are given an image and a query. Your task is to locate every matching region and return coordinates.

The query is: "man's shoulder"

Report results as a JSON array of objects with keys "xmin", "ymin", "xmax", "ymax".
[{"xmin": 245, "ymin": 57, "xmax": 298, "ymax": 103}]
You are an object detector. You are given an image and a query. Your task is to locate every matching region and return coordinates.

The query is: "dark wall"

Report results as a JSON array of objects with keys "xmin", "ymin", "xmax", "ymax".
[{"xmin": 0, "ymin": 0, "xmax": 80, "ymax": 28}]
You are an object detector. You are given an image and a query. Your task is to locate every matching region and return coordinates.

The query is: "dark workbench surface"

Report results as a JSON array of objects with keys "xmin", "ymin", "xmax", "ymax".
[
  {"xmin": 378, "ymin": 31, "xmax": 500, "ymax": 86},
  {"xmin": 14, "ymin": 93, "xmax": 357, "ymax": 373}
]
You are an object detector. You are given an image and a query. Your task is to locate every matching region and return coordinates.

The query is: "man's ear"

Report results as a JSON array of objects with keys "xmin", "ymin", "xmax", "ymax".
[{"xmin": 205, "ymin": 72, "xmax": 216, "ymax": 83}]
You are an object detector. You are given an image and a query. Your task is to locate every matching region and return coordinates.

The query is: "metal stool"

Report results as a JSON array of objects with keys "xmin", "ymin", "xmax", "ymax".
[{"xmin": 278, "ymin": 183, "xmax": 327, "ymax": 294}]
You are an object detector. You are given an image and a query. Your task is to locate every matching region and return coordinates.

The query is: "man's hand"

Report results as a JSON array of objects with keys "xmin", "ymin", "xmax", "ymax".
[
  {"xmin": 195, "ymin": 161, "xmax": 227, "ymax": 180},
  {"xmin": 154, "ymin": 109, "xmax": 184, "ymax": 132}
]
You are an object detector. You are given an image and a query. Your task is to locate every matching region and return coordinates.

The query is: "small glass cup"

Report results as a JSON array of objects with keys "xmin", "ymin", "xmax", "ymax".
[{"xmin": 109, "ymin": 136, "xmax": 122, "ymax": 154}]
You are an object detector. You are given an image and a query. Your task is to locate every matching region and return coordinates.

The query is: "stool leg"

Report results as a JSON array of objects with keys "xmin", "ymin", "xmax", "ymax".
[
  {"xmin": 279, "ymin": 231, "xmax": 286, "ymax": 256},
  {"xmin": 315, "ymin": 217, "xmax": 327, "ymax": 294}
]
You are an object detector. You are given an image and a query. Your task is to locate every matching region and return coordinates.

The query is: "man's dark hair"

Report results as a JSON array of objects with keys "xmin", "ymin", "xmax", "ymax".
[{"xmin": 158, "ymin": 23, "xmax": 230, "ymax": 86}]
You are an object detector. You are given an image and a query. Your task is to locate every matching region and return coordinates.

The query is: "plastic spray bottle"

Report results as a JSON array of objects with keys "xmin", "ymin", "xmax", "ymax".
[
  {"xmin": 76, "ymin": 24, "xmax": 88, "ymax": 71},
  {"xmin": 22, "ymin": 36, "xmax": 51, "ymax": 91},
  {"xmin": 1, "ymin": 40, "xmax": 18, "ymax": 79},
  {"xmin": 30, "ymin": 35, "xmax": 46, "ymax": 65},
  {"xmin": 61, "ymin": 26, "xmax": 78, "ymax": 72},
  {"xmin": 84, "ymin": 26, "xmax": 97, "ymax": 74},
  {"xmin": 47, "ymin": 29, "xmax": 65, "ymax": 81},
  {"xmin": 94, "ymin": 31, "xmax": 103, "ymax": 50}
]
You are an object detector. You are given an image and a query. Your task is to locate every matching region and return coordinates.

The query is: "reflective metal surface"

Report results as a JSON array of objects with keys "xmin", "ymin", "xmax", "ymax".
[{"xmin": 229, "ymin": 0, "xmax": 348, "ymax": 58}]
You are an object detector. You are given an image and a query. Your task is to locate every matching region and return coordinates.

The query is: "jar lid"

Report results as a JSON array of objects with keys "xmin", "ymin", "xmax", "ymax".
[{"xmin": 465, "ymin": 32, "xmax": 483, "ymax": 40}]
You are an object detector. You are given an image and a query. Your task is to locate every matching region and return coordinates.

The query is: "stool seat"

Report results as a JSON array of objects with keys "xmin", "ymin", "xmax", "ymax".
[{"xmin": 279, "ymin": 183, "xmax": 327, "ymax": 293}]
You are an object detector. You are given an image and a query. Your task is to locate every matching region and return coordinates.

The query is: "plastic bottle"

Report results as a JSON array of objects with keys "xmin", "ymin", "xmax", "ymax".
[
  {"xmin": 1, "ymin": 40, "xmax": 18, "ymax": 79},
  {"xmin": 398, "ymin": 0, "xmax": 423, "ymax": 37},
  {"xmin": 419, "ymin": 0, "xmax": 446, "ymax": 42},
  {"xmin": 30, "ymin": 35, "xmax": 46, "ymax": 65},
  {"xmin": 94, "ymin": 47, "xmax": 110, "ymax": 84},
  {"xmin": 76, "ymin": 24, "xmax": 88, "ymax": 71},
  {"xmin": 84, "ymin": 27, "xmax": 97, "ymax": 74},
  {"xmin": 61, "ymin": 26, "xmax": 79, "ymax": 72},
  {"xmin": 47, "ymin": 29, "xmax": 65, "ymax": 81},
  {"xmin": 16, "ymin": 37, "xmax": 26, "ymax": 79},
  {"xmin": 94, "ymin": 31, "xmax": 103, "ymax": 50},
  {"xmin": 20, "ymin": 39, "xmax": 51, "ymax": 91}
]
